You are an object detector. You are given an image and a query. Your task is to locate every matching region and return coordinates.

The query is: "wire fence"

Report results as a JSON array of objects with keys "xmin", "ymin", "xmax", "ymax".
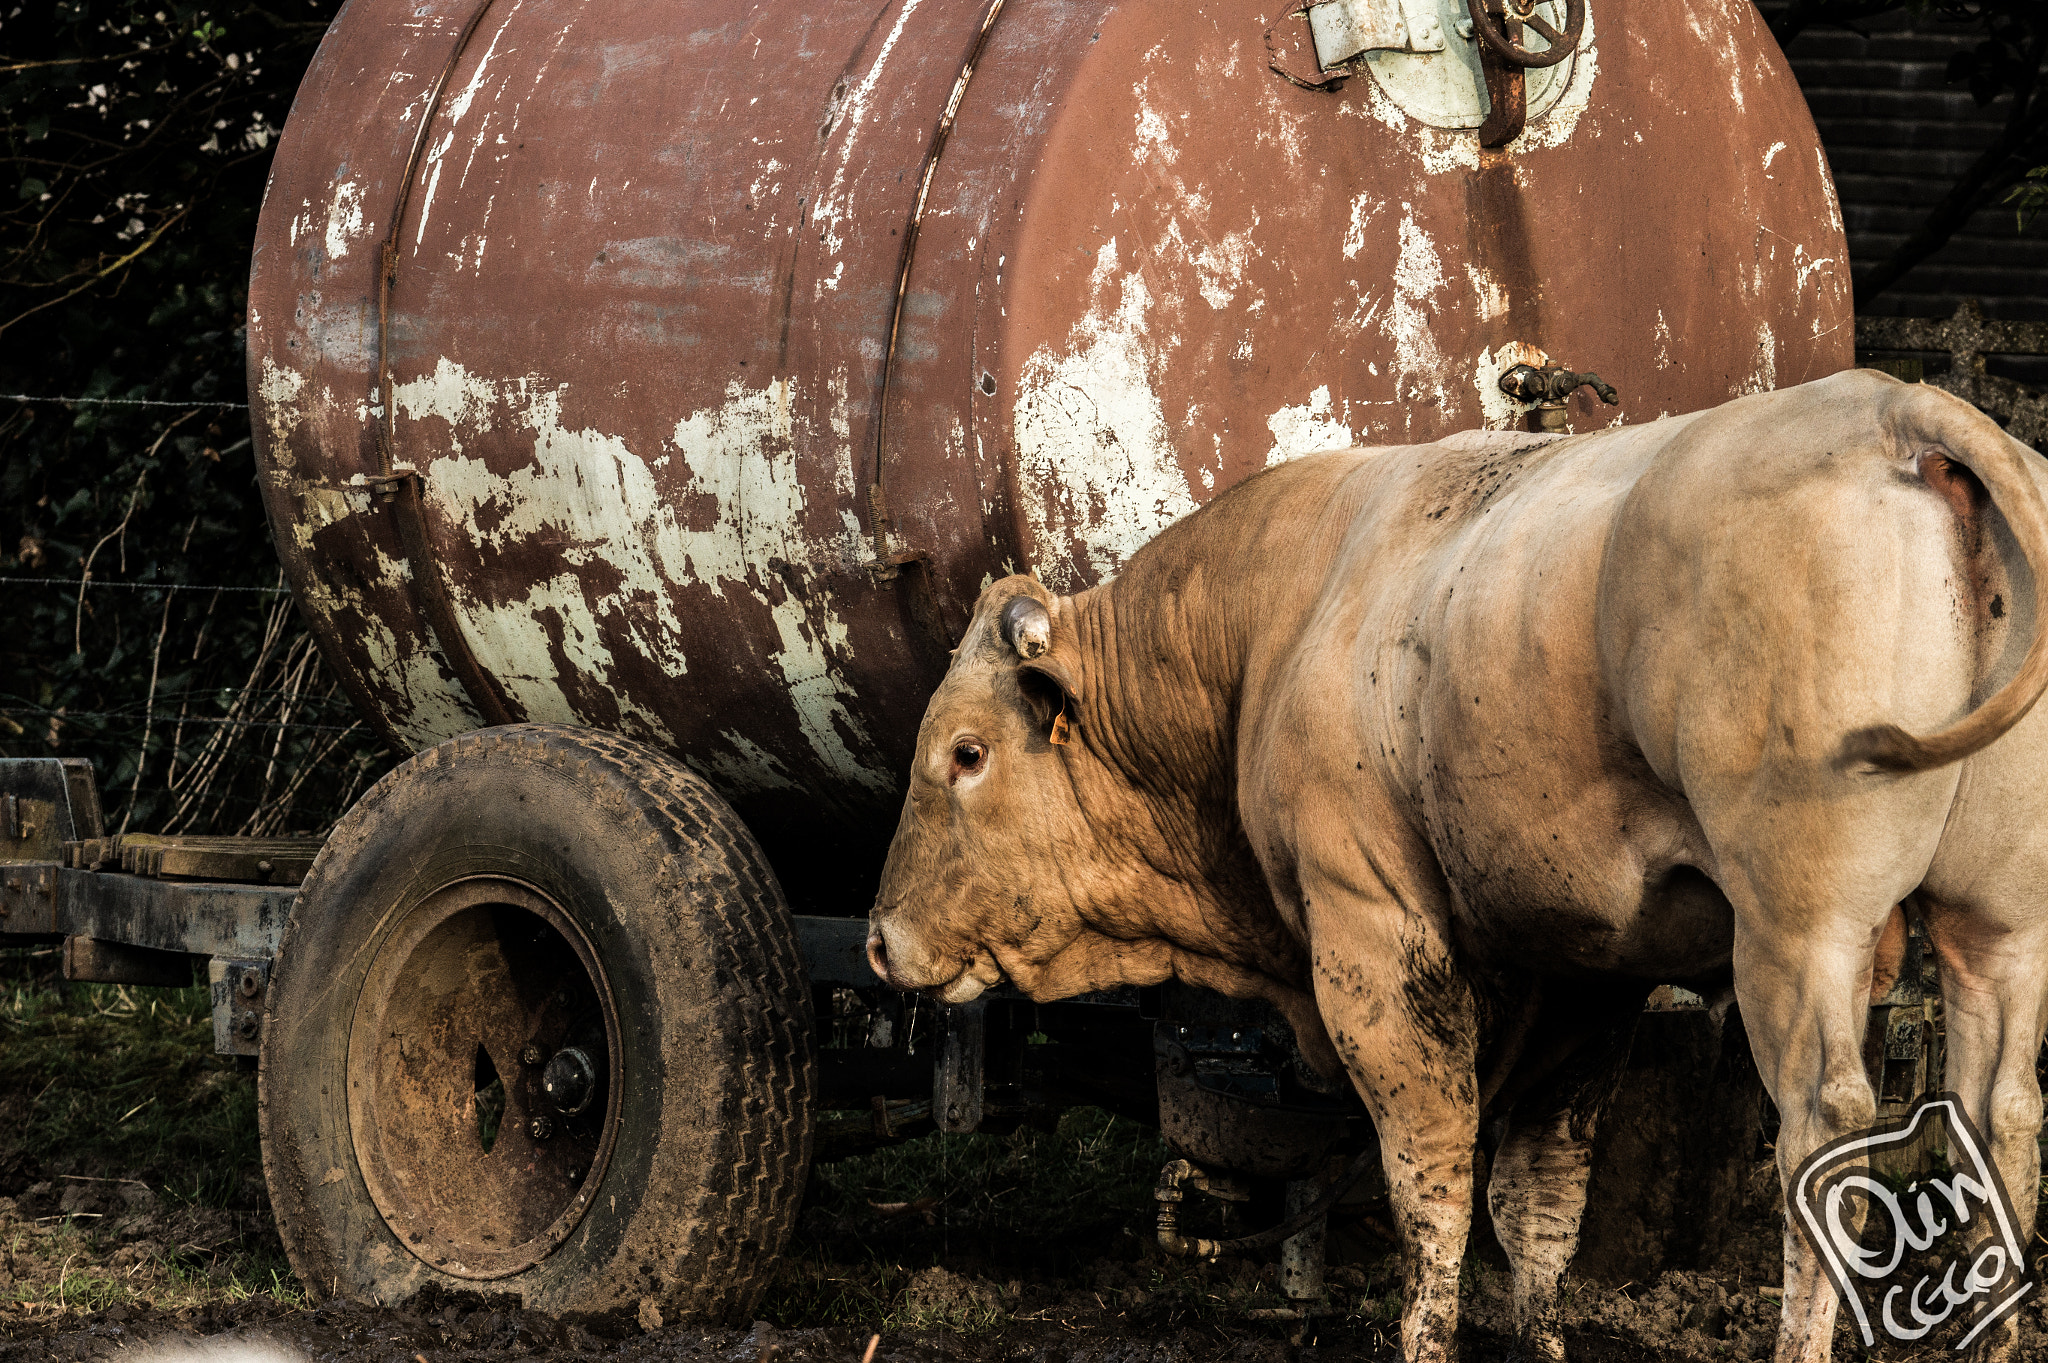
[
  {"xmin": 5, "ymin": 568, "xmax": 392, "ymax": 837},
  {"xmin": 6, "ymin": 709, "xmax": 362, "ymax": 735},
  {"xmin": 1, "ymin": 576, "xmax": 290, "ymax": 595},
  {"xmin": 3, "ymin": 394, "xmax": 249, "ymax": 410}
]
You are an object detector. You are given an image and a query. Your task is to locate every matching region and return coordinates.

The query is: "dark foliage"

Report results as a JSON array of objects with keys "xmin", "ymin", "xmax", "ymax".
[{"xmin": 0, "ymin": 3, "xmax": 393, "ymax": 836}]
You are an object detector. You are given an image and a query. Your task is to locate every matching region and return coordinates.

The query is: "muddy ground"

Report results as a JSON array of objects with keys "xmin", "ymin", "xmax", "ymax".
[
  {"xmin": 0, "ymin": 967, "xmax": 2037, "ymax": 1362},
  {"xmin": 0, "ymin": 1260, "xmax": 2036, "ymax": 1363},
  {"xmin": 0, "ymin": 1155, "xmax": 2036, "ymax": 1363}
]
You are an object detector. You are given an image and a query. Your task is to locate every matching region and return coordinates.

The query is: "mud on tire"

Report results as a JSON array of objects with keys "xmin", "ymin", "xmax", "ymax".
[{"xmin": 258, "ymin": 724, "xmax": 815, "ymax": 1322}]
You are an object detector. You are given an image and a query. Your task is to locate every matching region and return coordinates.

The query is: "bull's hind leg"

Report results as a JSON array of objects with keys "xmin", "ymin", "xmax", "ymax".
[
  {"xmin": 1305, "ymin": 878, "xmax": 1479, "ymax": 1363},
  {"xmin": 1711, "ymin": 835, "xmax": 1950, "ymax": 1363},
  {"xmin": 1920, "ymin": 897, "xmax": 2048, "ymax": 1362},
  {"xmin": 1486, "ymin": 991, "xmax": 1640, "ymax": 1362}
]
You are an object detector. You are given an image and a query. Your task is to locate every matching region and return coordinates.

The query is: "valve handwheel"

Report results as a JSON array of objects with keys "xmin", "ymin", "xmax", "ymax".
[{"xmin": 1471, "ymin": 0, "xmax": 1585, "ymax": 69}]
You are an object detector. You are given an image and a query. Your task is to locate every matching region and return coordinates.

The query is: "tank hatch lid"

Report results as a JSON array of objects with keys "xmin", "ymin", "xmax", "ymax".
[{"xmin": 1308, "ymin": 0, "xmax": 1448, "ymax": 67}]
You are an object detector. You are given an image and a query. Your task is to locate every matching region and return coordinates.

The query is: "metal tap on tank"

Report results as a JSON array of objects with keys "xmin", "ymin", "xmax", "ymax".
[{"xmin": 249, "ymin": 0, "xmax": 1850, "ymax": 909}]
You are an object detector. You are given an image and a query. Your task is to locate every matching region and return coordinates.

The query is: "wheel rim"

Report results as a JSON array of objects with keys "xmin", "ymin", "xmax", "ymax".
[{"xmin": 347, "ymin": 876, "xmax": 623, "ymax": 1279}]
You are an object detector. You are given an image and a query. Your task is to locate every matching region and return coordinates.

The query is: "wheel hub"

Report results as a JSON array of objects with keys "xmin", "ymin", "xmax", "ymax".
[
  {"xmin": 542, "ymin": 1047, "xmax": 599, "ymax": 1115},
  {"xmin": 347, "ymin": 877, "xmax": 622, "ymax": 1279}
]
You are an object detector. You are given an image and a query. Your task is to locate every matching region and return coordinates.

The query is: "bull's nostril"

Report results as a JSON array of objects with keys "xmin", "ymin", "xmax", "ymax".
[{"xmin": 866, "ymin": 932, "xmax": 893, "ymax": 984}]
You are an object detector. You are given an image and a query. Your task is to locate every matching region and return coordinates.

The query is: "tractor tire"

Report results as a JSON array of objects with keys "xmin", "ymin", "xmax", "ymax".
[{"xmin": 258, "ymin": 724, "xmax": 815, "ymax": 1323}]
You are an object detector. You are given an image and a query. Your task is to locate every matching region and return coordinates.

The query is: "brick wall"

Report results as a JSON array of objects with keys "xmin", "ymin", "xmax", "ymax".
[{"xmin": 1766, "ymin": 9, "xmax": 2047, "ymax": 324}]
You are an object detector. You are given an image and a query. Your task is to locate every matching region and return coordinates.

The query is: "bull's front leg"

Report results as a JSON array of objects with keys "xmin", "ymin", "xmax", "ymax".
[{"xmin": 1306, "ymin": 880, "xmax": 1479, "ymax": 1363}]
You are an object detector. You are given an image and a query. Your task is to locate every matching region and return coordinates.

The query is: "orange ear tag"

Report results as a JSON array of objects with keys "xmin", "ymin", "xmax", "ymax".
[{"xmin": 1050, "ymin": 709, "xmax": 1072, "ymax": 746}]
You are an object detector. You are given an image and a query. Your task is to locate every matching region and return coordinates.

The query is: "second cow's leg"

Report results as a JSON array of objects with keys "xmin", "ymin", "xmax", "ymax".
[
  {"xmin": 1487, "ymin": 995, "xmax": 1640, "ymax": 1362},
  {"xmin": 1306, "ymin": 880, "xmax": 1479, "ymax": 1363},
  {"xmin": 1923, "ymin": 898, "xmax": 2048, "ymax": 1363}
]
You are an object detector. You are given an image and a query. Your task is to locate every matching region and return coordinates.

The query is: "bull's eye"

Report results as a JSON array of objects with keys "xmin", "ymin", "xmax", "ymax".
[{"xmin": 951, "ymin": 742, "xmax": 987, "ymax": 779}]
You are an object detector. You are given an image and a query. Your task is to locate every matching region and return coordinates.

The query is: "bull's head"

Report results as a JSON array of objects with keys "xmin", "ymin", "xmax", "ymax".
[
  {"xmin": 867, "ymin": 573, "xmax": 1341, "ymax": 1076},
  {"xmin": 866, "ymin": 574, "xmax": 1115, "ymax": 1003}
]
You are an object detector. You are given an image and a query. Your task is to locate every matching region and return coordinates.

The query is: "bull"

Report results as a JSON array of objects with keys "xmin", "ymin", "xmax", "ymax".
[{"xmin": 866, "ymin": 370, "xmax": 2048, "ymax": 1363}]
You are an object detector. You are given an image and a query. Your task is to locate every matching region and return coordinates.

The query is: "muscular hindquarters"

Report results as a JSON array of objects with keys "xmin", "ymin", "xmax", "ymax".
[{"xmin": 1602, "ymin": 393, "xmax": 1982, "ymax": 1154}]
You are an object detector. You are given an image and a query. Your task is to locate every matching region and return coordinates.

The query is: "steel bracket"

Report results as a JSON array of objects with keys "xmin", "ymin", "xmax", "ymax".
[
  {"xmin": 0, "ymin": 864, "xmax": 56, "ymax": 932},
  {"xmin": 210, "ymin": 958, "xmax": 272, "ymax": 1056}
]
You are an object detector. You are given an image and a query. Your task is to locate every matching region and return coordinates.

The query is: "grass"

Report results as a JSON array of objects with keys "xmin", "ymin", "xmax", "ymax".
[
  {"xmin": 0, "ymin": 947, "xmax": 1412, "ymax": 1340},
  {"xmin": 763, "ymin": 1107, "xmax": 1174, "ymax": 1330},
  {"xmin": 807, "ymin": 1105, "xmax": 1171, "ymax": 1247},
  {"xmin": 0, "ymin": 952, "xmax": 259, "ymax": 1194},
  {"xmin": 0, "ymin": 948, "xmax": 295, "ymax": 1328},
  {"xmin": 760, "ymin": 1108, "xmax": 1413, "ymax": 1336}
]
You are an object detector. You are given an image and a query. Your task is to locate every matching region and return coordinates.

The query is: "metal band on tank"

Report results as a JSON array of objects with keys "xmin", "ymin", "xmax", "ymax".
[
  {"xmin": 369, "ymin": 0, "xmax": 517, "ymax": 729},
  {"xmin": 865, "ymin": 0, "xmax": 1008, "ymax": 572}
]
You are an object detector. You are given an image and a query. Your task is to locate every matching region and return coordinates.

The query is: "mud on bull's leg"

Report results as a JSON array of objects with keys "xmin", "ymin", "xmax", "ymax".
[
  {"xmin": 1485, "ymin": 1001, "xmax": 1638, "ymax": 1363},
  {"xmin": 1308, "ymin": 893, "xmax": 1480, "ymax": 1363}
]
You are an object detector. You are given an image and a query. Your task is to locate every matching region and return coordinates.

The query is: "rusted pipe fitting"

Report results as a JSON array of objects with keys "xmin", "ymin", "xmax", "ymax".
[
  {"xmin": 1498, "ymin": 363, "xmax": 1620, "ymax": 408},
  {"xmin": 1155, "ymin": 1148, "xmax": 1381, "ymax": 1262},
  {"xmin": 1154, "ymin": 1159, "xmax": 1228, "ymax": 1261},
  {"xmin": 1500, "ymin": 362, "xmax": 1621, "ymax": 432}
]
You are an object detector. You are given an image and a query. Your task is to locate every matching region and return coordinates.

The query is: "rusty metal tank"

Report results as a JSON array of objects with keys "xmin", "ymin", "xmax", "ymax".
[{"xmin": 249, "ymin": 0, "xmax": 1851, "ymax": 909}]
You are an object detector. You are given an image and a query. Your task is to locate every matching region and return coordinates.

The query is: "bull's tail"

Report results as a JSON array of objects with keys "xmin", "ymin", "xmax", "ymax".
[{"xmin": 1839, "ymin": 384, "xmax": 2048, "ymax": 774}]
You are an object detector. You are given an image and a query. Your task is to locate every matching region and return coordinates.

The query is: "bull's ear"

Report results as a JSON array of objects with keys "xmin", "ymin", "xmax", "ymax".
[
  {"xmin": 1016, "ymin": 653, "xmax": 1080, "ymax": 736},
  {"xmin": 1019, "ymin": 650, "xmax": 1080, "ymax": 711}
]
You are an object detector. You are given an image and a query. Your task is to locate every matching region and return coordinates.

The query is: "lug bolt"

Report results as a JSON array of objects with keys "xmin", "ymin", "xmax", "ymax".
[
  {"xmin": 236, "ymin": 1014, "xmax": 260, "ymax": 1041},
  {"xmin": 521, "ymin": 1043, "xmax": 545, "ymax": 1066},
  {"xmin": 237, "ymin": 972, "xmax": 263, "ymax": 1000},
  {"xmin": 529, "ymin": 1115, "xmax": 554, "ymax": 1141}
]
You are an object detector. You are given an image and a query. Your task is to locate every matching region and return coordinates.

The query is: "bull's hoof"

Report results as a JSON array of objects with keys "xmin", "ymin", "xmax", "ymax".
[
  {"xmin": 1511, "ymin": 1324, "xmax": 1567, "ymax": 1363},
  {"xmin": 1965, "ymin": 1311, "xmax": 2019, "ymax": 1363}
]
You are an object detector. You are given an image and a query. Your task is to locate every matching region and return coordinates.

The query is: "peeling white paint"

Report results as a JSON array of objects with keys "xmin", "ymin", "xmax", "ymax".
[
  {"xmin": 1762, "ymin": 139, "xmax": 1787, "ymax": 171},
  {"xmin": 694, "ymin": 730, "xmax": 800, "ymax": 795},
  {"xmin": 1464, "ymin": 262, "xmax": 1508, "ymax": 322},
  {"xmin": 291, "ymin": 485, "xmax": 371, "ymax": 548},
  {"xmin": 255, "ymin": 358, "xmax": 307, "ymax": 475},
  {"xmin": 1264, "ymin": 386, "xmax": 1356, "ymax": 466},
  {"xmin": 1012, "ymin": 238, "xmax": 1199, "ymax": 592},
  {"xmin": 322, "ymin": 180, "xmax": 365, "ymax": 261},
  {"xmin": 1738, "ymin": 321, "xmax": 1778, "ymax": 396},
  {"xmin": 389, "ymin": 358, "xmax": 890, "ymax": 792},
  {"xmin": 1792, "ymin": 245, "xmax": 1835, "ymax": 292},
  {"xmin": 1342, "ymin": 191, "xmax": 1380, "ymax": 260},
  {"xmin": 1347, "ymin": 79, "xmax": 1477, "ymax": 175},
  {"xmin": 1132, "ymin": 89, "xmax": 1179, "ymax": 166},
  {"xmin": 412, "ymin": 12, "xmax": 512, "ymax": 247},
  {"xmin": 383, "ymin": 646, "xmax": 483, "ymax": 748},
  {"xmin": 1475, "ymin": 342, "xmax": 1529, "ymax": 431},
  {"xmin": 813, "ymin": 0, "xmax": 925, "ymax": 256},
  {"xmin": 1653, "ymin": 310, "xmax": 1674, "ymax": 370},
  {"xmin": 1816, "ymin": 146, "xmax": 1845, "ymax": 235},
  {"xmin": 1193, "ymin": 227, "xmax": 1257, "ymax": 310},
  {"xmin": 1382, "ymin": 206, "xmax": 1452, "ymax": 432}
]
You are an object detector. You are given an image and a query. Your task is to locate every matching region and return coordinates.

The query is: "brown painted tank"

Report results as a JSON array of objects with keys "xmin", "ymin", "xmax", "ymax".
[{"xmin": 249, "ymin": 0, "xmax": 1851, "ymax": 909}]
